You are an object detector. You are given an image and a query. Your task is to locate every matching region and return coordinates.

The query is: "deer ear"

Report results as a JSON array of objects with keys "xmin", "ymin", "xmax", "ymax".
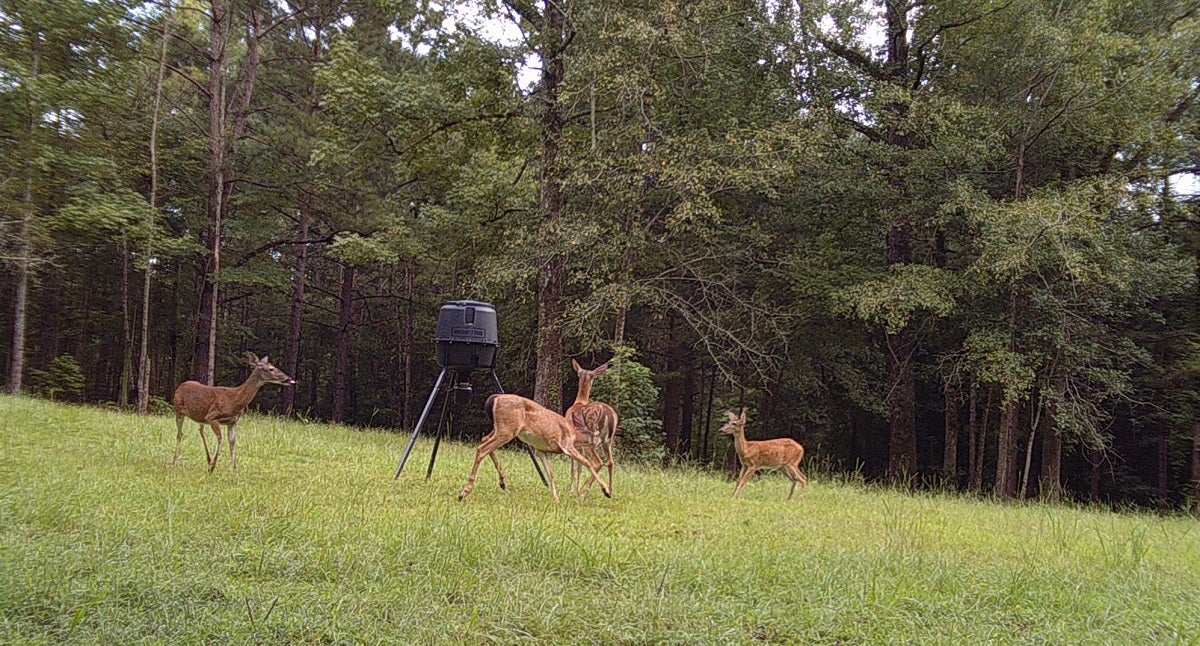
[
  {"xmin": 726, "ymin": 410, "xmax": 738, "ymax": 422},
  {"xmin": 244, "ymin": 351, "xmax": 259, "ymax": 365},
  {"xmin": 595, "ymin": 362, "xmax": 609, "ymax": 375},
  {"xmin": 571, "ymin": 359, "xmax": 582, "ymax": 373},
  {"xmin": 260, "ymin": 355, "xmax": 270, "ymax": 364},
  {"xmin": 739, "ymin": 410, "xmax": 746, "ymax": 423}
]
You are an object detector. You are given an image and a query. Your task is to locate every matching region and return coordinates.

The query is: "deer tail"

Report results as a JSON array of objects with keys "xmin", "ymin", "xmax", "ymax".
[{"xmin": 484, "ymin": 394, "xmax": 501, "ymax": 421}]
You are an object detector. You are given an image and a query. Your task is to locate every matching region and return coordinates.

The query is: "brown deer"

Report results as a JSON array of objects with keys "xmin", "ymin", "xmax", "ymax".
[
  {"xmin": 459, "ymin": 393, "xmax": 612, "ymax": 502},
  {"xmin": 171, "ymin": 352, "xmax": 294, "ymax": 472},
  {"xmin": 565, "ymin": 359, "xmax": 618, "ymax": 497},
  {"xmin": 719, "ymin": 410, "xmax": 807, "ymax": 500}
]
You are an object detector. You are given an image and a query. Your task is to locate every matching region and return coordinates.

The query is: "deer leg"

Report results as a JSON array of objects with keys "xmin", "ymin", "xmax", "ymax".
[
  {"xmin": 459, "ymin": 432, "xmax": 513, "ymax": 501},
  {"xmin": 580, "ymin": 445, "xmax": 603, "ymax": 497},
  {"xmin": 207, "ymin": 421, "xmax": 223, "ymax": 472},
  {"xmin": 538, "ymin": 451, "xmax": 559, "ymax": 502},
  {"xmin": 198, "ymin": 424, "xmax": 213, "ymax": 466},
  {"xmin": 732, "ymin": 466, "xmax": 758, "ymax": 497},
  {"xmin": 574, "ymin": 445, "xmax": 593, "ymax": 495},
  {"xmin": 787, "ymin": 465, "xmax": 808, "ymax": 499},
  {"xmin": 586, "ymin": 441, "xmax": 614, "ymax": 497},
  {"xmin": 569, "ymin": 457, "xmax": 580, "ymax": 494},
  {"xmin": 562, "ymin": 443, "xmax": 611, "ymax": 498},
  {"xmin": 487, "ymin": 451, "xmax": 508, "ymax": 490},
  {"xmin": 228, "ymin": 423, "xmax": 238, "ymax": 472},
  {"xmin": 172, "ymin": 414, "xmax": 185, "ymax": 466},
  {"xmin": 604, "ymin": 439, "xmax": 615, "ymax": 494}
]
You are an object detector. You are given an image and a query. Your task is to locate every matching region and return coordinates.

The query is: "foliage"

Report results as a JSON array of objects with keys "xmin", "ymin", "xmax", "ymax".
[
  {"xmin": 590, "ymin": 344, "xmax": 664, "ymax": 464},
  {"xmin": 2, "ymin": 0, "xmax": 1199, "ymax": 509},
  {"xmin": 27, "ymin": 355, "xmax": 85, "ymax": 401}
]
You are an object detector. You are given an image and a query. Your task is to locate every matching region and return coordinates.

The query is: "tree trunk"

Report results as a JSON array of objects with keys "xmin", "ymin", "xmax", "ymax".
[
  {"xmin": 528, "ymin": 0, "xmax": 568, "ymax": 413},
  {"xmin": 881, "ymin": 0, "xmax": 919, "ymax": 487},
  {"xmin": 1157, "ymin": 424, "xmax": 1171, "ymax": 514},
  {"xmin": 10, "ymin": 151, "xmax": 34, "ymax": 395},
  {"xmin": 136, "ymin": 12, "xmax": 167, "ymax": 412},
  {"xmin": 1189, "ymin": 421, "xmax": 1200, "ymax": 516},
  {"xmin": 680, "ymin": 361, "xmax": 697, "ymax": 458},
  {"xmin": 967, "ymin": 381, "xmax": 981, "ymax": 492},
  {"xmin": 332, "ymin": 264, "xmax": 356, "ymax": 423},
  {"xmin": 119, "ymin": 241, "xmax": 133, "ymax": 406},
  {"xmin": 1087, "ymin": 446, "xmax": 1103, "ymax": 503},
  {"xmin": 886, "ymin": 329, "xmax": 917, "ymax": 483},
  {"xmin": 191, "ymin": 0, "xmax": 259, "ymax": 386},
  {"xmin": 192, "ymin": 0, "xmax": 228, "ymax": 385},
  {"xmin": 943, "ymin": 376, "xmax": 961, "ymax": 484},
  {"xmin": 8, "ymin": 33, "xmax": 40, "ymax": 394},
  {"xmin": 662, "ymin": 320, "xmax": 683, "ymax": 457},
  {"xmin": 1040, "ymin": 426, "xmax": 1062, "ymax": 503},
  {"xmin": 282, "ymin": 13, "xmax": 317, "ymax": 417},
  {"xmin": 995, "ymin": 399, "xmax": 1018, "ymax": 500},
  {"xmin": 1018, "ymin": 395, "xmax": 1043, "ymax": 499},
  {"xmin": 400, "ymin": 261, "xmax": 414, "ymax": 429},
  {"xmin": 282, "ymin": 198, "xmax": 309, "ymax": 416}
]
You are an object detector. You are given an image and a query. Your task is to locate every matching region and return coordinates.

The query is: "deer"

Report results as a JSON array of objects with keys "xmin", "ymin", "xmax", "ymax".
[
  {"xmin": 458, "ymin": 393, "xmax": 612, "ymax": 503},
  {"xmin": 171, "ymin": 352, "xmax": 295, "ymax": 472},
  {"xmin": 565, "ymin": 359, "xmax": 619, "ymax": 497},
  {"xmin": 719, "ymin": 410, "xmax": 807, "ymax": 500}
]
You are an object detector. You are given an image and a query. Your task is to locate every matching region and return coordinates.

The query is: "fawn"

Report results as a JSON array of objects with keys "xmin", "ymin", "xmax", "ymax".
[{"xmin": 719, "ymin": 410, "xmax": 807, "ymax": 500}]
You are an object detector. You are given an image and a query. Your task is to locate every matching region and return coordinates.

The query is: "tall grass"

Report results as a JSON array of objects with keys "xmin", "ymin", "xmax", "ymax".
[{"xmin": 1, "ymin": 394, "xmax": 1198, "ymax": 644}]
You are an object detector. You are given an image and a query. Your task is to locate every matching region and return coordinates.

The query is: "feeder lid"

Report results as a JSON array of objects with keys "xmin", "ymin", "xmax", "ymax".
[{"xmin": 435, "ymin": 300, "xmax": 499, "ymax": 347}]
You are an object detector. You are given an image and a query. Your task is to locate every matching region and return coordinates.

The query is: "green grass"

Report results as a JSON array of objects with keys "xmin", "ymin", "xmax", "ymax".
[{"xmin": 1, "ymin": 395, "xmax": 1198, "ymax": 645}]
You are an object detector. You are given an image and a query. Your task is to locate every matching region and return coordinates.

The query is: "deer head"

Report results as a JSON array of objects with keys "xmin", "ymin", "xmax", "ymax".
[
  {"xmin": 244, "ymin": 352, "xmax": 295, "ymax": 385},
  {"xmin": 570, "ymin": 359, "xmax": 610, "ymax": 406},
  {"xmin": 719, "ymin": 410, "xmax": 747, "ymax": 435}
]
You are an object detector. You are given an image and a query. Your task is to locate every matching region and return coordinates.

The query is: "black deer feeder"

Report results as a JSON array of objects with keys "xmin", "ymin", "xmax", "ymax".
[{"xmin": 393, "ymin": 300, "xmax": 546, "ymax": 484}]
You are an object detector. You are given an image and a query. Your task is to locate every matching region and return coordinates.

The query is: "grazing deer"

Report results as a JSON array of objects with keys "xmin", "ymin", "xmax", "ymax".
[
  {"xmin": 565, "ymin": 359, "xmax": 619, "ymax": 497},
  {"xmin": 459, "ymin": 393, "xmax": 612, "ymax": 502},
  {"xmin": 719, "ymin": 410, "xmax": 807, "ymax": 500},
  {"xmin": 171, "ymin": 352, "xmax": 295, "ymax": 472}
]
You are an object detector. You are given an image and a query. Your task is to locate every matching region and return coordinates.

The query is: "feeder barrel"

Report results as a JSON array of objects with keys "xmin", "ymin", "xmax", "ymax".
[{"xmin": 435, "ymin": 300, "xmax": 499, "ymax": 370}]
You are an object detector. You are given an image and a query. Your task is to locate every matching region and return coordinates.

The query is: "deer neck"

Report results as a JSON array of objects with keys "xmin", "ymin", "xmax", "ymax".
[
  {"xmin": 571, "ymin": 376, "xmax": 594, "ymax": 407},
  {"xmin": 731, "ymin": 427, "xmax": 750, "ymax": 457},
  {"xmin": 231, "ymin": 370, "xmax": 266, "ymax": 410}
]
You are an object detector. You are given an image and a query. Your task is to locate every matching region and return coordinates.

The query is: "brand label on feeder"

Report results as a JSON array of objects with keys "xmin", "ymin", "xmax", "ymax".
[{"xmin": 451, "ymin": 327, "xmax": 486, "ymax": 339}]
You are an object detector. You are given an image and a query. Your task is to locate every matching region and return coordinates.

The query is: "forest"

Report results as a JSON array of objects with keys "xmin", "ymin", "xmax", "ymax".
[{"xmin": 2, "ymin": 0, "xmax": 1198, "ymax": 511}]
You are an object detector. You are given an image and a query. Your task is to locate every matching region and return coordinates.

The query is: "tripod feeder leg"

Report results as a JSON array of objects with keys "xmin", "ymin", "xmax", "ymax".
[{"xmin": 394, "ymin": 367, "xmax": 448, "ymax": 479}]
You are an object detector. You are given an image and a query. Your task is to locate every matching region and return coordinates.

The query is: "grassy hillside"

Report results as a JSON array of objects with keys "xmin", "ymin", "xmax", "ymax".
[{"xmin": 1, "ymin": 394, "xmax": 1198, "ymax": 644}]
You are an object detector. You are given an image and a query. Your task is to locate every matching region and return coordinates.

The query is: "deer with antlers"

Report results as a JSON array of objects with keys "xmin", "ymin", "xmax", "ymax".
[
  {"xmin": 458, "ymin": 393, "xmax": 612, "ymax": 502},
  {"xmin": 171, "ymin": 352, "xmax": 294, "ymax": 472},
  {"xmin": 719, "ymin": 410, "xmax": 807, "ymax": 500},
  {"xmin": 565, "ymin": 359, "xmax": 619, "ymax": 497}
]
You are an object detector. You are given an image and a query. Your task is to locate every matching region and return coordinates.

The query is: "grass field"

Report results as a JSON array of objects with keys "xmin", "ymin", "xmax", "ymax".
[{"xmin": 1, "ymin": 394, "xmax": 1198, "ymax": 644}]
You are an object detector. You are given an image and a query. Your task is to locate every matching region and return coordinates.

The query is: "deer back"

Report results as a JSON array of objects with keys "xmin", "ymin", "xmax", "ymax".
[
  {"xmin": 566, "ymin": 401, "xmax": 618, "ymax": 446},
  {"xmin": 739, "ymin": 436, "xmax": 805, "ymax": 468},
  {"xmin": 173, "ymin": 381, "xmax": 246, "ymax": 424},
  {"xmin": 486, "ymin": 393, "xmax": 575, "ymax": 452}
]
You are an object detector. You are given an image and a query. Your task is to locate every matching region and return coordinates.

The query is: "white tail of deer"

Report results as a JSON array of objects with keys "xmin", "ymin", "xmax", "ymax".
[
  {"xmin": 171, "ymin": 352, "xmax": 294, "ymax": 472},
  {"xmin": 459, "ymin": 393, "xmax": 612, "ymax": 502},
  {"xmin": 719, "ymin": 410, "xmax": 807, "ymax": 500},
  {"xmin": 565, "ymin": 359, "xmax": 618, "ymax": 497}
]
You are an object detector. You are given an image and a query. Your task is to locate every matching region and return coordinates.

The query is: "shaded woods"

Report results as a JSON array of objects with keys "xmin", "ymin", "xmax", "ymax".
[{"xmin": 2, "ymin": 0, "xmax": 1199, "ymax": 511}]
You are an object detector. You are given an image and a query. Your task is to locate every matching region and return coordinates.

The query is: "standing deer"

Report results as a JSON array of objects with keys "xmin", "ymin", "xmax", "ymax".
[
  {"xmin": 719, "ymin": 410, "xmax": 807, "ymax": 500},
  {"xmin": 459, "ymin": 393, "xmax": 612, "ymax": 502},
  {"xmin": 565, "ymin": 359, "xmax": 618, "ymax": 497},
  {"xmin": 171, "ymin": 352, "xmax": 294, "ymax": 472}
]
